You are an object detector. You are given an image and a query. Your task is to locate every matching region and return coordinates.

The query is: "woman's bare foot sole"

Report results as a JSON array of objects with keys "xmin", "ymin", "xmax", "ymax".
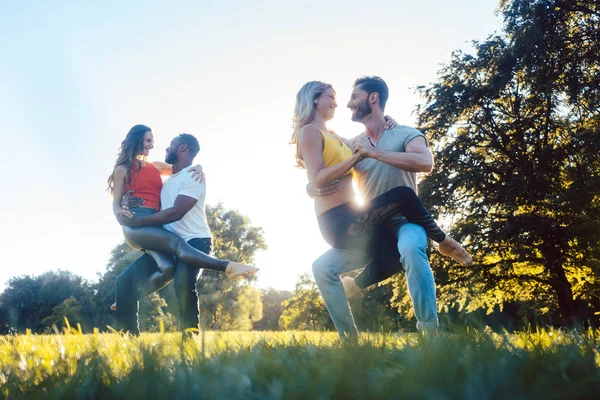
[
  {"xmin": 438, "ymin": 237, "xmax": 473, "ymax": 266},
  {"xmin": 111, "ymin": 303, "xmax": 117, "ymax": 311},
  {"xmin": 226, "ymin": 262, "xmax": 259, "ymax": 280},
  {"xmin": 342, "ymin": 276, "xmax": 361, "ymax": 298}
]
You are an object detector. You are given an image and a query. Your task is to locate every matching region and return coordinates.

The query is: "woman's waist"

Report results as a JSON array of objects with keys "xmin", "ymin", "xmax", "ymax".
[
  {"xmin": 129, "ymin": 206, "xmax": 160, "ymax": 216},
  {"xmin": 313, "ymin": 177, "xmax": 356, "ymax": 217},
  {"xmin": 125, "ymin": 190, "xmax": 161, "ymax": 208}
]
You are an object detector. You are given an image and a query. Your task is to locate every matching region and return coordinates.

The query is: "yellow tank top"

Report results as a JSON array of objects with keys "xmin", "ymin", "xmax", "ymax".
[{"xmin": 318, "ymin": 129, "xmax": 353, "ymax": 175}]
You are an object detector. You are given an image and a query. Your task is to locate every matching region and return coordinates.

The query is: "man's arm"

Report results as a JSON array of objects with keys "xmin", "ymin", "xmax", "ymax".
[
  {"xmin": 118, "ymin": 195, "xmax": 197, "ymax": 227},
  {"xmin": 306, "ymin": 180, "xmax": 340, "ymax": 198},
  {"xmin": 355, "ymin": 135, "xmax": 433, "ymax": 173}
]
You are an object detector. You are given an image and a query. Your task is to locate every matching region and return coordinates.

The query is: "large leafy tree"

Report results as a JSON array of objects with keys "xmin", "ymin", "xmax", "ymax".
[{"xmin": 412, "ymin": 0, "xmax": 600, "ymax": 324}]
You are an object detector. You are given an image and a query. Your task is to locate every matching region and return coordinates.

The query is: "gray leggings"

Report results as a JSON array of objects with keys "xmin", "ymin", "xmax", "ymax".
[{"xmin": 122, "ymin": 207, "xmax": 229, "ymax": 298}]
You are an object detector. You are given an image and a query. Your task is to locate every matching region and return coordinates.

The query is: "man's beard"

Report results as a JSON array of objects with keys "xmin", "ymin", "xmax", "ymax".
[
  {"xmin": 351, "ymin": 100, "xmax": 372, "ymax": 122},
  {"xmin": 165, "ymin": 151, "xmax": 178, "ymax": 164}
]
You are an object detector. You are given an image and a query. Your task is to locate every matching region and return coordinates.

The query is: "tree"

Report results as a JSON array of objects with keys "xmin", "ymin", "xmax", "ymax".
[
  {"xmin": 139, "ymin": 293, "xmax": 176, "ymax": 332},
  {"xmin": 412, "ymin": 0, "xmax": 600, "ymax": 325},
  {"xmin": 41, "ymin": 297, "xmax": 83, "ymax": 331},
  {"xmin": 253, "ymin": 288, "xmax": 292, "ymax": 331},
  {"xmin": 279, "ymin": 273, "xmax": 334, "ymax": 331},
  {"xmin": 0, "ymin": 271, "xmax": 95, "ymax": 332}
]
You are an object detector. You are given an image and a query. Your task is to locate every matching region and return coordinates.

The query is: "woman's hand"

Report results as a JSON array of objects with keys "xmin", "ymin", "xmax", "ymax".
[
  {"xmin": 354, "ymin": 134, "xmax": 376, "ymax": 158},
  {"xmin": 384, "ymin": 115, "xmax": 398, "ymax": 130},
  {"xmin": 189, "ymin": 164, "xmax": 205, "ymax": 183},
  {"xmin": 115, "ymin": 205, "xmax": 134, "ymax": 220},
  {"xmin": 120, "ymin": 205, "xmax": 134, "ymax": 218}
]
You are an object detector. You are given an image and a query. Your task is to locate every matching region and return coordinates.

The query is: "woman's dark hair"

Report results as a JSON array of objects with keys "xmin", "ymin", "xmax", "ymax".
[{"xmin": 107, "ymin": 124, "xmax": 151, "ymax": 194}]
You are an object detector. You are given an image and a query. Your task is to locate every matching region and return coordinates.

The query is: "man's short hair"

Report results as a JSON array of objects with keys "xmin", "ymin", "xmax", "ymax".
[
  {"xmin": 177, "ymin": 133, "xmax": 200, "ymax": 158},
  {"xmin": 353, "ymin": 76, "xmax": 389, "ymax": 111}
]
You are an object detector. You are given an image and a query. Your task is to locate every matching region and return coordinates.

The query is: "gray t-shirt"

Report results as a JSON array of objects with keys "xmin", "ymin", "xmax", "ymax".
[{"xmin": 350, "ymin": 125, "xmax": 426, "ymax": 200}]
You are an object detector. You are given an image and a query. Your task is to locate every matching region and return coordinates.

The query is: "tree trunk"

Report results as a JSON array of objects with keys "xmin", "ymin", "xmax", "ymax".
[{"xmin": 542, "ymin": 244, "xmax": 577, "ymax": 325}]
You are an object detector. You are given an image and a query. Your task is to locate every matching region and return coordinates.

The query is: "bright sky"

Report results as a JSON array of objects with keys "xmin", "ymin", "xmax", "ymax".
[{"xmin": 0, "ymin": 0, "xmax": 502, "ymax": 292}]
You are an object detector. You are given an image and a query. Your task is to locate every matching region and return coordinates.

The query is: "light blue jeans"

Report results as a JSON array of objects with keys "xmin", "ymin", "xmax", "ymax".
[{"xmin": 312, "ymin": 221, "xmax": 438, "ymax": 340}]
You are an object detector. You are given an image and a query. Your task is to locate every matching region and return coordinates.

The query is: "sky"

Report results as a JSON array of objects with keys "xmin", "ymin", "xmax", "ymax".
[{"xmin": 0, "ymin": 0, "xmax": 503, "ymax": 292}]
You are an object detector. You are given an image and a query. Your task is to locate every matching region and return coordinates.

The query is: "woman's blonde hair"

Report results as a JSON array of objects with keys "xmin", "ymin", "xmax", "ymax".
[{"xmin": 290, "ymin": 81, "xmax": 333, "ymax": 168}]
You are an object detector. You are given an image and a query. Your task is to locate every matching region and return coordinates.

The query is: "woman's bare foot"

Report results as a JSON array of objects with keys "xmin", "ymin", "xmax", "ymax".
[
  {"xmin": 111, "ymin": 303, "xmax": 117, "ymax": 311},
  {"xmin": 342, "ymin": 276, "xmax": 361, "ymax": 298},
  {"xmin": 226, "ymin": 262, "xmax": 259, "ymax": 280},
  {"xmin": 438, "ymin": 237, "xmax": 473, "ymax": 266}
]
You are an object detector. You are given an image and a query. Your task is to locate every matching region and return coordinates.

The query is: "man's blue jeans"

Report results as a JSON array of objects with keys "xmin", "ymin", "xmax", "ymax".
[{"xmin": 312, "ymin": 221, "xmax": 438, "ymax": 340}]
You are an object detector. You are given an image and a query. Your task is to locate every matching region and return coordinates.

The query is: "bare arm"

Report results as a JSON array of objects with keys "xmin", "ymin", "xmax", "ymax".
[
  {"xmin": 111, "ymin": 165, "xmax": 129, "ymax": 217},
  {"xmin": 151, "ymin": 161, "xmax": 205, "ymax": 183},
  {"xmin": 118, "ymin": 195, "xmax": 197, "ymax": 227},
  {"xmin": 355, "ymin": 135, "xmax": 433, "ymax": 173},
  {"xmin": 298, "ymin": 125, "xmax": 362, "ymax": 187},
  {"xmin": 152, "ymin": 161, "xmax": 173, "ymax": 176}
]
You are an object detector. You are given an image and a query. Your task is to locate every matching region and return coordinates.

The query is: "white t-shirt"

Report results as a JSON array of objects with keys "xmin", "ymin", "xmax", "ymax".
[{"xmin": 160, "ymin": 165, "xmax": 212, "ymax": 241}]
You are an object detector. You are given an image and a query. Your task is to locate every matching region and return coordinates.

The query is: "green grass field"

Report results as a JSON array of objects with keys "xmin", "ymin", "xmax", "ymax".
[{"xmin": 1, "ymin": 328, "xmax": 599, "ymax": 399}]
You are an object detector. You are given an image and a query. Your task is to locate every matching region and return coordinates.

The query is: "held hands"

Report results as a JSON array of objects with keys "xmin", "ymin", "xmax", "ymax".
[
  {"xmin": 353, "ymin": 114, "xmax": 396, "ymax": 158},
  {"xmin": 353, "ymin": 134, "xmax": 376, "ymax": 158}
]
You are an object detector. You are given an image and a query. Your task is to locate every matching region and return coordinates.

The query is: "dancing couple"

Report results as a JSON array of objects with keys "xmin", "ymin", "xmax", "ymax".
[
  {"xmin": 290, "ymin": 76, "xmax": 472, "ymax": 340},
  {"xmin": 107, "ymin": 128, "xmax": 257, "ymax": 334}
]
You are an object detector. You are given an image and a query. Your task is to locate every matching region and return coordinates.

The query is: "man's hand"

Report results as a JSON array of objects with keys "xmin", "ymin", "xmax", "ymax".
[
  {"xmin": 306, "ymin": 180, "xmax": 340, "ymax": 198},
  {"xmin": 353, "ymin": 134, "xmax": 376, "ymax": 158},
  {"xmin": 189, "ymin": 164, "xmax": 205, "ymax": 183},
  {"xmin": 121, "ymin": 191, "xmax": 145, "ymax": 209}
]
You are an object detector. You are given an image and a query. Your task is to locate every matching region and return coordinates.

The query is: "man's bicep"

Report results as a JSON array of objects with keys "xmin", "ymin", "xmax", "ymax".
[
  {"xmin": 179, "ymin": 175, "xmax": 205, "ymax": 198},
  {"xmin": 172, "ymin": 194, "xmax": 198, "ymax": 214},
  {"xmin": 405, "ymin": 136, "xmax": 434, "ymax": 171},
  {"xmin": 405, "ymin": 136, "xmax": 430, "ymax": 154}
]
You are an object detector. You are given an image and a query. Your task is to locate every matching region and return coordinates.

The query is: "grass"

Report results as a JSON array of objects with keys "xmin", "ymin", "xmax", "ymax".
[{"xmin": 1, "ymin": 327, "xmax": 600, "ymax": 399}]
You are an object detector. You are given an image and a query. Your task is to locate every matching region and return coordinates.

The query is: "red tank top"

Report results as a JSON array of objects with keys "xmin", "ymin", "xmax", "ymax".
[{"xmin": 127, "ymin": 162, "xmax": 163, "ymax": 210}]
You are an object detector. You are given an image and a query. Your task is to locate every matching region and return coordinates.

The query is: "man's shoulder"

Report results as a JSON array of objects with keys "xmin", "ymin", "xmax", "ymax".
[
  {"xmin": 389, "ymin": 125, "xmax": 424, "ymax": 137},
  {"xmin": 384, "ymin": 126, "xmax": 425, "ymax": 147},
  {"xmin": 167, "ymin": 166, "xmax": 196, "ymax": 184}
]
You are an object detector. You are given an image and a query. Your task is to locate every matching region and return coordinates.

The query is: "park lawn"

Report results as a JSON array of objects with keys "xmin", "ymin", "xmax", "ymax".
[{"xmin": 1, "ymin": 328, "xmax": 599, "ymax": 399}]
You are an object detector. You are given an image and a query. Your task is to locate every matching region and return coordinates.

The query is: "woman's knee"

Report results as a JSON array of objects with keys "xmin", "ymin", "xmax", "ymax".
[{"xmin": 172, "ymin": 237, "xmax": 189, "ymax": 258}]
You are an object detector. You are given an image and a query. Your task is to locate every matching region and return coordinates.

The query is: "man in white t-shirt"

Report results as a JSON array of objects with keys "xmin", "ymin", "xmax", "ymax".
[{"xmin": 115, "ymin": 134, "xmax": 246, "ymax": 335}]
